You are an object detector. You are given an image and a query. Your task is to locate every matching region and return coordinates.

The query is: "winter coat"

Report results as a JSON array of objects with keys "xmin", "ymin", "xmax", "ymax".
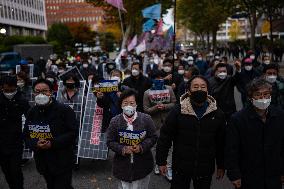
[
  {"xmin": 156, "ymin": 94, "xmax": 226, "ymax": 177},
  {"xmin": 208, "ymin": 72, "xmax": 242, "ymax": 118},
  {"xmin": 107, "ymin": 112, "xmax": 157, "ymax": 182},
  {"xmin": 0, "ymin": 92, "xmax": 30, "ymax": 155},
  {"xmin": 24, "ymin": 100, "xmax": 78, "ymax": 175},
  {"xmin": 225, "ymin": 104, "xmax": 284, "ymax": 189},
  {"xmin": 143, "ymin": 85, "xmax": 176, "ymax": 130}
]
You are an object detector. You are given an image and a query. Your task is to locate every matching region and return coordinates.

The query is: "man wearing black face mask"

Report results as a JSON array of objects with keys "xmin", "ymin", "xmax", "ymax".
[
  {"xmin": 0, "ymin": 76, "xmax": 30, "ymax": 189},
  {"xmin": 156, "ymin": 75, "xmax": 226, "ymax": 189}
]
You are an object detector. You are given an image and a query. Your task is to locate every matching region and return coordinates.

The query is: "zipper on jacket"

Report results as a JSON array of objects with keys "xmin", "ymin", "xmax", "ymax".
[{"xmin": 194, "ymin": 119, "xmax": 201, "ymax": 176}]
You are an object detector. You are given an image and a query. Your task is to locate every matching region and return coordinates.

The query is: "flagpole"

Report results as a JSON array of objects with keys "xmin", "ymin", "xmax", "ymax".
[
  {"xmin": 172, "ymin": 0, "xmax": 176, "ymax": 60},
  {"xmin": 118, "ymin": 6, "xmax": 125, "ymax": 39}
]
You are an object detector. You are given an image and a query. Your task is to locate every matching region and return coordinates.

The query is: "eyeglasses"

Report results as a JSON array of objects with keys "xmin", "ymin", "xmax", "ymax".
[{"xmin": 253, "ymin": 92, "xmax": 271, "ymax": 99}]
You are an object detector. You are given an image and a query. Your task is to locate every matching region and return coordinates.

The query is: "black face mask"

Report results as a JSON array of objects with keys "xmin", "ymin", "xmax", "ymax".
[
  {"xmin": 65, "ymin": 83, "xmax": 76, "ymax": 89},
  {"xmin": 190, "ymin": 90, "xmax": 207, "ymax": 104}
]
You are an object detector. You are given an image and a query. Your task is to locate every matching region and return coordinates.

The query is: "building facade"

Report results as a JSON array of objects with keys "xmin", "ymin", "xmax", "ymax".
[
  {"xmin": 45, "ymin": 0, "xmax": 104, "ymax": 31},
  {"xmin": 0, "ymin": 0, "xmax": 47, "ymax": 36}
]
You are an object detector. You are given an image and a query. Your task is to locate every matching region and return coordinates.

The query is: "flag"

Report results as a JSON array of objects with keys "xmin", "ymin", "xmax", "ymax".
[
  {"xmin": 136, "ymin": 40, "xmax": 146, "ymax": 55},
  {"xmin": 166, "ymin": 26, "xmax": 174, "ymax": 39},
  {"xmin": 143, "ymin": 19, "xmax": 156, "ymax": 32},
  {"xmin": 142, "ymin": 4, "xmax": 161, "ymax": 20},
  {"xmin": 127, "ymin": 35, "xmax": 137, "ymax": 52},
  {"xmin": 105, "ymin": 0, "xmax": 126, "ymax": 12},
  {"xmin": 156, "ymin": 19, "xmax": 163, "ymax": 35}
]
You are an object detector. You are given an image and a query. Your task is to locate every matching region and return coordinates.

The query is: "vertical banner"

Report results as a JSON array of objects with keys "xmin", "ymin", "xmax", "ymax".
[{"xmin": 77, "ymin": 81, "xmax": 109, "ymax": 160}]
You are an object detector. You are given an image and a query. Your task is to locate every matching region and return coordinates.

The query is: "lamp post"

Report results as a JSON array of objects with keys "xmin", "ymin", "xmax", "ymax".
[{"xmin": 172, "ymin": 0, "xmax": 177, "ymax": 61}]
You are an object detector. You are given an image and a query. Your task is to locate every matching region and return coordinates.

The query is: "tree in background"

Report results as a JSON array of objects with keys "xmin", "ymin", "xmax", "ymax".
[
  {"xmin": 47, "ymin": 23, "xmax": 73, "ymax": 54},
  {"xmin": 177, "ymin": 0, "xmax": 234, "ymax": 52},
  {"xmin": 66, "ymin": 21, "xmax": 96, "ymax": 45}
]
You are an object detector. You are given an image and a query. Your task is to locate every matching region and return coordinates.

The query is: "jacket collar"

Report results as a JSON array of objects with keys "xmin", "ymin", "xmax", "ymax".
[
  {"xmin": 247, "ymin": 104, "xmax": 280, "ymax": 119},
  {"xmin": 180, "ymin": 93, "xmax": 217, "ymax": 118}
]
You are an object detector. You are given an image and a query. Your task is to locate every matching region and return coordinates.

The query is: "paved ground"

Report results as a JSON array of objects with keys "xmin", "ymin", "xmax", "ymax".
[
  {"xmin": 1, "ymin": 61, "xmax": 284, "ymax": 189},
  {"xmin": 0, "ymin": 152, "xmax": 234, "ymax": 189}
]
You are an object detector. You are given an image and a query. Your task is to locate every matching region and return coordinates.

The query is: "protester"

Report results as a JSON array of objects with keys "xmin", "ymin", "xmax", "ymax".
[
  {"xmin": 122, "ymin": 62, "xmax": 152, "ymax": 112},
  {"xmin": 143, "ymin": 70, "xmax": 176, "ymax": 180},
  {"xmin": 0, "ymin": 76, "xmax": 30, "ymax": 189},
  {"xmin": 194, "ymin": 53, "xmax": 208, "ymax": 76},
  {"xmin": 209, "ymin": 61, "xmax": 242, "ymax": 120},
  {"xmin": 262, "ymin": 63, "xmax": 284, "ymax": 109},
  {"xmin": 107, "ymin": 89, "xmax": 157, "ymax": 189},
  {"xmin": 24, "ymin": 79, "xmax": 78, "ymax": 189},
  {"xmin": 156, "ymin": 75, "xmax": 226, "ymax": 189},
  {"xmin": 238, "ymin": 58, "xmax": 261, "ymax": 105},
  {"xmin": 225, "ymin": 78, "xmax": 284, "ymax": 189},
  {"xmin": 177, "ymin": 66, "xmax": 200, "ymax": 100}
]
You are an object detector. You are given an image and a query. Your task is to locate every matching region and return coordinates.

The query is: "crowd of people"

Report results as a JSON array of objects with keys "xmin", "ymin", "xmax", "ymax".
[{"xmin": 0, "ymin": 48, "xmax": 284, "ymax": 189}]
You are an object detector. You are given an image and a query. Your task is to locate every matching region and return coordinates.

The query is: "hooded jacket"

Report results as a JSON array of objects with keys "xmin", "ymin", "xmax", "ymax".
[{"xmin": 156, "ymin": 94, "xmax": 226, "ymax": 176}]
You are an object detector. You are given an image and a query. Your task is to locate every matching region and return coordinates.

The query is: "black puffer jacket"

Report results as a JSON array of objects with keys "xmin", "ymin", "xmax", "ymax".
[
  {"xmin": 0, "ymin": 92, "xmax": 30, "ymax": 154},
  {"xmin": 156, "ymin": 94, "xmax": 226, "ymax": 177},
  {"xmin": 225, "ymin": 105, "xmax": 284, "ymax": 189},
  {"xmin": 24, "ymin": 100, "xmax": 78, "ymax": 175}
]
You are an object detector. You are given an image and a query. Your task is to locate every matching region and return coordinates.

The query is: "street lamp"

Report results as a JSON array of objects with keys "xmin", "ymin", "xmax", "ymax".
[{"xmin": 0, "ymin": 28, "xmax": 6, "ymax": 35}]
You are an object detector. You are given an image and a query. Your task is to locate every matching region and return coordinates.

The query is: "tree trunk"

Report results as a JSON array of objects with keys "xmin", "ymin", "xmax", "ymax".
[
  {"xmin": 269, "ymin": 14, "xmax": 273, "ymax": 49},
  {"xmin": 249, "ymin": 11, "xmax": 257, "ymax": 51},
  {"xmin": 212, "ymin": 29, "xmax": 217, "ymax": 53}
]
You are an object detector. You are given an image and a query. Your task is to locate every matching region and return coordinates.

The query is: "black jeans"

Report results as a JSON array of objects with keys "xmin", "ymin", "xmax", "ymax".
[
  {"xmin": 171, "ymin": 171, "xmax": 212, "ymax": 189},
  {"xmin": 0, "ymin": 151, "xmax": 24, "ymax": 189},
  {"xmin": 43, "ymin": 170, "xmax": 74, "ymax": 189}
]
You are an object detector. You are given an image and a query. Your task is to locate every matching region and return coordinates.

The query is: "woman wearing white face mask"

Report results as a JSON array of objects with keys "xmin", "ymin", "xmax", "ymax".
[
  {"xmin": 23, "ymin": 79, "xmax": 78, "ymax": 189},
  {"xmin": 107, "ymin": 89, "xmax": 157, "ymax": 189},
  {"xmin": 225, "ymin": 78, "xmax": 284, "ymax": 189}
]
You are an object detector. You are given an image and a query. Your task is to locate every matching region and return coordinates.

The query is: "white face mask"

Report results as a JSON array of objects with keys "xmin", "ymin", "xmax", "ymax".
[
  {"xmin": 266, "ymin": 75, "xmax": 277, "ymax": 83},
  {"xmin": 17, "ymin": 82, "xmax": 25, "ymax": 88},
  {"xmin": 122, "ymin": 105, "xmax": 136, "ymax": 117},
  {"xmin": 178, "ymin": 70, "xmax": 185, "ymax": 75},
  {"xmin": 250, "ymin": 55, "xmax": 255, "ymax": 60},
  {"xmin": 252, "ymin": 98, "xmax": 271, "ymax": 110},
  {"xmin": 188, "ymin": 60, "xmax": 194, "ymax": 65},
  {"xmin": 111, "ymin": 76, "xmax": 121, "ymax": 83},
  {"xmin": 131, "ymin": 69, "xmax": 140, "ymax": 77},
  {"xmin": 154, "ymin": 58, "xmax": 159, "ymax": 64},
  {"xmin": 244, "ymin": 65, "xmax": 253, "ymax": 71},
  {"xmin": 263, "ymin": 60, "xmax": 270, "ymax": 65},
  {"xmin": 83, "ymin": 64, "xmax": 88, "ymax": 68},
  {"xmin": 35, "ymin": 94, "xmax": 50, "ymax": 106},
  {"xmin": 197, "ymin": 57, "xmax": 202, "ymax": 61},
  {"xmin": 184, "ymin": 78, "xmax": 189, "ymax": 83},
  {"xmin": 163, "ymin": 66, "xmax": 172, "ymax": 73},
  {"xmin": 217, "ymin": 72, "xmax": 227, "ymax": 80},
  {"xmin": 3, "ymin": 91, "xmax": 17, "ymax": 100}
]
